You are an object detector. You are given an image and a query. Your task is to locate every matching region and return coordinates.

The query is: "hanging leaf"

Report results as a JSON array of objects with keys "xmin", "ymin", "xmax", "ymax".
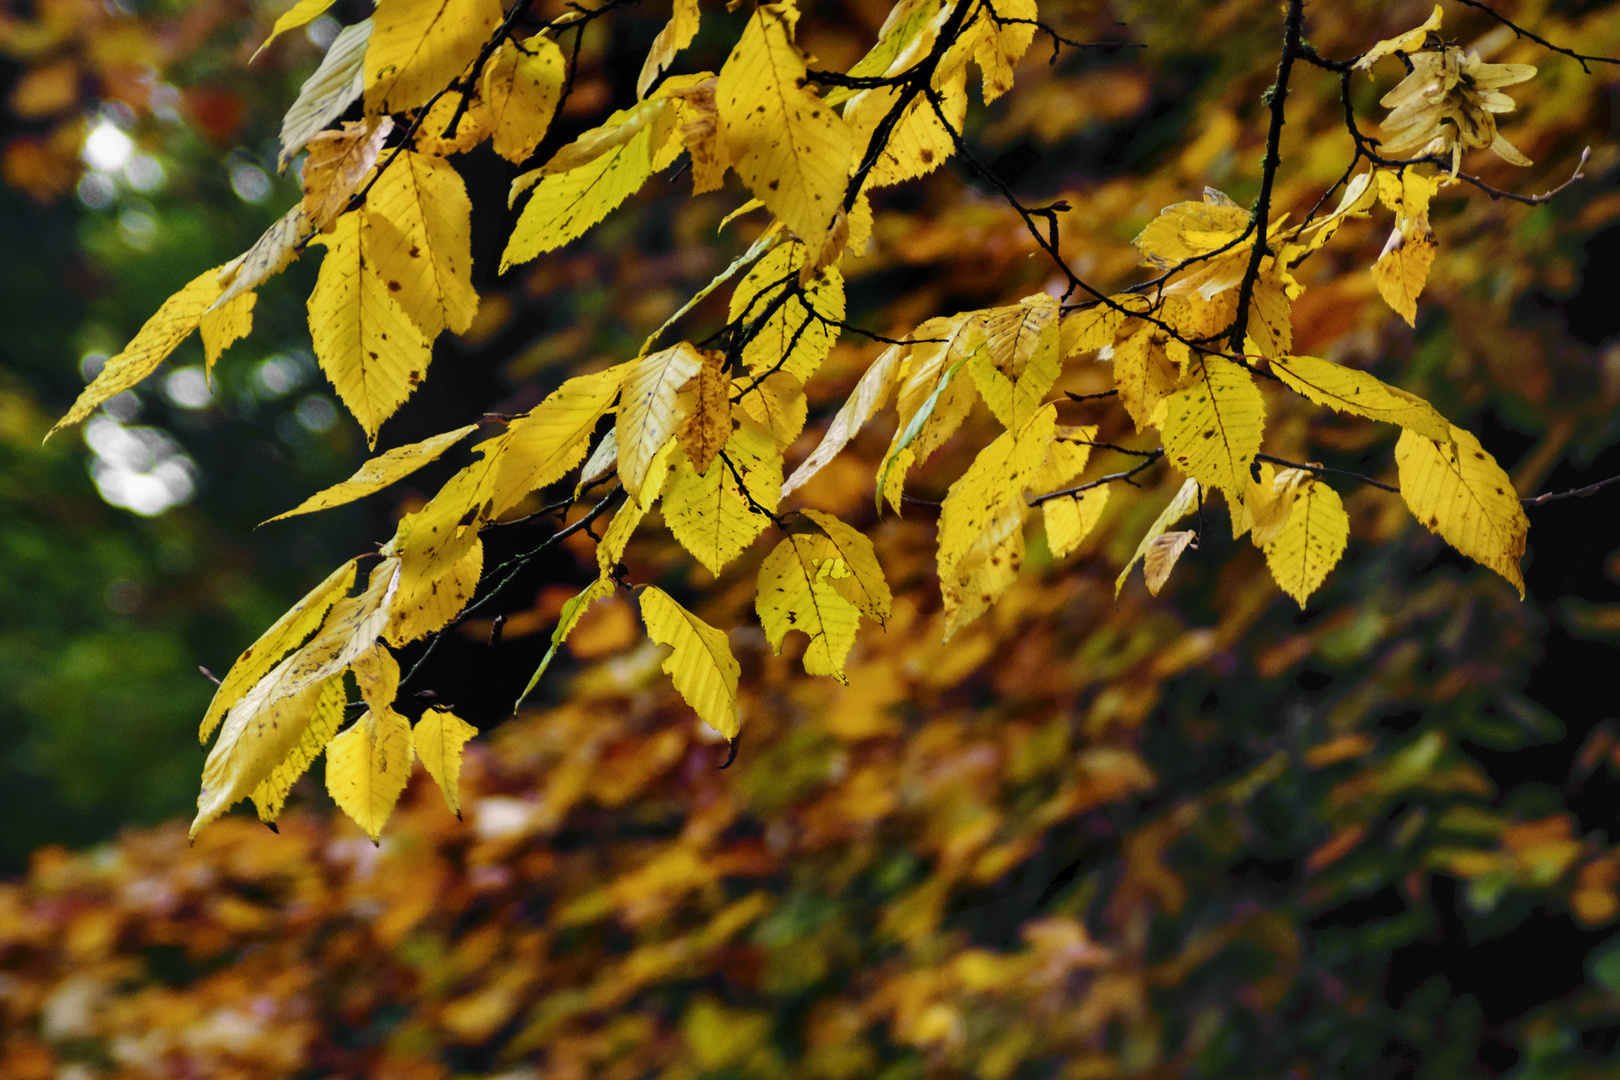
[
  {"xmin": 1396, "ymin": 425, "xmax": 1528, "ymax": 597},
  {"xmin": 513, "ymin": 577, "xmax": 615, "ymax": 712},
  {"xmin": 200, "ymin": 291, "xmax": 256, "ymax": 374},
  {"xmin": 1043, "ymin": 486, "xmax": 1109, "ymax": 559},
  {"xmin": 639, "ymin": 585, "xmax": 742, "ymax": 740},
  {"xmin": 1117, "ymin": 477, "xmax": 1201, "ymax": 596},
  {"xmin": 492, "ymin": 365, "xmax": 626, "ymax": 516},
  {"xmin": 637, "ymin": 0, "xmax": 702, "ymax": 99},
  {"xmin": 1144, "ymin": 530, "xmax": 1196, "ymax": 596},
  {"xmin": 757, "ymin": 535, "xmax": 863, "ymax": 679},
  {"xmin": 619, "ymin": 343, "xmax": 704, "ymax": 503},
  {"xmin": 364, "ymin": 0, "xmax": 501, "ymax": 115},
  {"xmin": 483, "ymin": 33, "xmax": 566, "ymax": 164},
  {"xmin": 678, "ymin": 349, "xmax": 732, "ymax": 475},
  {"xmin": 781, "ymin": 341, "xmax": 903, "ymax": 498},
  {"xmin": 307, "ymin": 211, "xmax": 434, "ymax": 447},
  {"xmin": 249, "ymin": 675, "xmax": 345, "ymax": 824},
  {"xmin": 326, "ymin": 705, "xmax": 415, "ymax": 843},
  {"xmin": 413, "ymin": 706, "xmax": 478, "ymax": 817},
  {"xmin": 362, "ymin": 149, "xmax": 479, "ymax": 339},
  {"xmin": 301, "ymin": 115, "xmax": 393, "ymax": 232},
  {"xmin": 1262, "ymin": 474, "xmax": 1349, "ymax": 606},
  {"xmin": 1271, "ymin": 354, "xmax": 1451, "ymax": 442},
  {"xmin": 253, "ymin": 0, "xmax": 339, "ymax": 61},
  {"xmin": 279, "ymin": 19, "xmax": 372, "ymax": 170},
  {"xmin": 971, "ymin": 294, "xmax": 1062, "ymax": 432},
  {"xmin": 663, "ymin": 416, "xmax": 783, "ymax": 575},
  {"xmin": 1161, "ymin": 356, "xmax": 1265, "ymax": 499}
]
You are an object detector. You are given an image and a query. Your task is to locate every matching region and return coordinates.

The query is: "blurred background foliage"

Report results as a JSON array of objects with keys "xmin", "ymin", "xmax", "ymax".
[{"xmin": 3, "ymin": 0, "xmax": 1620, "ymax": 1076}]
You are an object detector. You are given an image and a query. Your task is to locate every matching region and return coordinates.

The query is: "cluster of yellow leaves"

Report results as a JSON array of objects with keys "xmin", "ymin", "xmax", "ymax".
[{"xmin": 41, "ymin": 0, "xmax": 1557, "ymax": 842}]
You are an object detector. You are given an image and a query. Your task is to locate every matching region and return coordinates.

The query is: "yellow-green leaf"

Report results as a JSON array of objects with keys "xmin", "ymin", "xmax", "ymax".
[
  {"xmin": 50, "ymin": 267, "xmax": 224, "ymax": 436},
  {"xmin": 716, "ymin": 1, "xmax": 854, "ymax": 245},
  {"xmin": 363, "ymin": 149, "xmax": 479, "ymax": 339},
  {"xmin": 1395, "ymin": 425, "xmax": 1529, "ymax": 597},
  {"xmin": 639, "ymin": 585, "xmax": 742, "ymax": 740},
  {"xmin": 619, "ymin": 343, "xmax": 703, "ymax": 503},
  {"xmin": 326, "ymin": 705, "xmax": 415, "ymax": 842},
  {"xmin": 364, "ymin": 0, "xmax": 500, "ymax": 115},
  {"xmin": 1271, "ymin": 353, "xmax": 1450, "ymax": 442},
  {"xmin": 514, "ymin": 576, "xmax": 615, "ymax": 711},
  {"xmin": 413, "ymin": 706, "xmax": 478, "ymax": 817},
  {"xmin": 1263, "ymin": 474, "xmax": 1349, "ymax": 606},
  {"xmin": 1161, "ymin": 356, "xmax": 1265, "ymax": 498},
  {"xmin": 265, "ymin": 423, "xmax": 479, "ymax": 524},
  {"xmin": 308, "ymin": 210, "xmax": 434, "ymax": 448}
]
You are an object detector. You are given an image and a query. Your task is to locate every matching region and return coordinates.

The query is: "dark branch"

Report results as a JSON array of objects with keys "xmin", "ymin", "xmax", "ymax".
[
  {"xmin": 1027, "ymin": 450, "xmax": 1166, "ymax": 505},
  {"xmin": 1449, "ymin": 0, "xmax": 1620, "ymax": 74},
  {"xmin": 1252, "ymin": 453, "xmax": 1400, "ymax": 493},
  {"xmin": 1522, "ymin": 473, "xmax": 1620, "ymax": 506}
]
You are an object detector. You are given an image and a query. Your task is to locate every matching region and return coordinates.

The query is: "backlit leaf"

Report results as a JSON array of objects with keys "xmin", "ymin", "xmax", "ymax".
[
  {"xmin": 781, "ymin": 341, "xmax": 902, "ymax": 498},
  {"xmin": 678, "ymin": 349, "xmax": 732, "ymax": 474},
  {"xmin": 1263, "ymin": 474, "xmax": 1349, "ymax": 606},
  {"xmin": 639, "ymin": 585, "xmax": 742, "ymax": 740},
  {"xmin": 757, "ymin": 535, "xmax": 863, "ymax": 679},
  {"xmin": 800, "ymin": 508, "xmax": 890, "ymax": 622},
  {"xmin": 637, "ymin": 0, "xmax": 701, "ymax": 99},
  {"xmin": 483, "ymin": 33, "xmax": 565, "ymax": 164},
  {"xmin": 1396, "ymin": 425, "xmax": 1528, "ymax": 597},
  {"xmin": 971, "ymin": 294, "xmax": 1062, "ymax": 431},
  {"xmin": 1161, "ymin": 356, "xmax": 1265, "ymax": 498},
  {"xmin": 1271, "ymin": 353, "xmax": 1450, "ymax": 442},
  {"xmin": 663, "ymin": 416, "xmax": 782, "ymax": 575},
  {"xmin": 279, "ymin": 18, "xmax": 371, "ymax": 170},
  {"xmin": 200, "ymin": 290, "xmax": 256, "ymax": 374},
  {"xmin": 326, "ymin": 704, "xmax": 415, "ymax": 842},
  {"xmin": 248, "ymin": 675, "xmax": 344, "ymax": 824},
  {"xmin": 514, "ymin": 576, "xmax": 615, "ymax": 711},
  {"xmin": 301, "ymin": 115, "xmax": 392, "ymax": 232},
  {"xmin": 413, "ymin": 706, "xmax": 478, "ymax": 816},
  {"xmin": 307, "ymin": 210, "xmax": 434, "ymax": 447},
  {"xmin": 1043, "ymin": 485, "xmax": 1109, "ymax": 559},
  {"xmin": 364, "ymin": 0, "xmax": 500, "ymax": 115},
  {"xmin": 253, "ymin": 0, "xmax": 338, "ymax": 61},
  {"xmin": 716, "ymin": 1, "xmax": 854, "ymax": 245},
  {"xmin": 619, "ymin": 343, "xmax": 704, "ymax": 503},
  {"xmin": 363, "ymin": 149, "xmax": 479, "ymax": 339},
  {"xmin": 729, "ymin": 240, "xmax": 844, "ymax": 384},
  {"xmin": 493, "ymin": 365, "xmax": 626, "ymax": 516},
  {"xmin": 1117, "ymin": 477, "xmax": 1200, "ymax": 596},
  {"xmin": 264, "ymin": 423, "xmax": 478, "ymax": 524},
  {"xmin": 1144, "ymin": 530, "xmax": 1196, "ymax": 596}
]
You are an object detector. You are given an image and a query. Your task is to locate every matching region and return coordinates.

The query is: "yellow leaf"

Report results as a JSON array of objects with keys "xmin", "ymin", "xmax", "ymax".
[
  {"xmin": 199, "ymin": 290, "xmax": 256, "ymax": 374},
  {"xmin": 1271, "ymin": 353, "xmax": 1450, "ymax": 442},
  {"xmin": 413, "ymin": 706, "xmax": 478, "ymax": 816},
  {"xmin": 264, "ymin": 423, "xmax": 480, "ymax": 524},
  {"xmin": 757, "ymin": 535, "xmax": 863, "ymax": 679},
  {"xmin": 215, "ymin": 203, "xmax": 310, "ymax": 310},
  {"xmin": 363, "ymin": 149, "xmax": 479, "ymax": 338},
  {"xmin": 843, "ymin": 53, "xmax": 964, "ymax": 190},
  {"xmin": 1161, "ymin": 356, "xmax": 1265, "ymax": 498},
  {"xmin": 737, "ymin": 370, "xmax": 807, "ymax": 449},
  {"xmin": 936, "ymin": 405, "xmax": 1055, "ymax": 635},
  {"xmin": 1134, "ymin": 187, "xmax": 1250, "ymax": 271},
  {"xmin": 193, "ymin": 558, "xmax": 401, "ymax": 836},
  {"xmin": 1029, "ymin": 424, "xmax": 1097, "ymax": 492},
  {"xmin": 364, "ymin": 0, "xmax": 500, "ymax": 114},
  {"xmin": 878, "ymin": 312, "xmax": 985, "ymax": 508},
  {"xmin": 514, "ymin": 576, "xmax": 615, "ymax": 711},
  {"xmin": 412, "ymin": 89, "xmax": 490, "ymax": 157},
  {"xmin": 637, "ymin": 0, "xmax": 701, "ymax": 99},
  {"xmin": 967, "ymin": 0, "xmax": 1034, "ymax": 102},
  {"xmin": 824, "ymin": 0, "xmax": 942, "ymax": 110},
  {"xmin": 1111, "ymin": 323, "xmax": 1186, "ymax": 433},
  {"xmin": 50, "ymin": 266, "xmax": 224, "ymax": 437},
  {"xmin": 492, "ymin": 364, "xmax": 626, "ymax": 515},
  {"xmin": 326, "ymin": 704, "xmax": 415, "ymax": 842},
  {"xmin": 1395, "ymin": 425, "xmax": 1529, "ymax": 597},
  {"xmin": 350, "ymin": 641, "xmax": 401, "ymax": 716},
  {"xmin": 249, "ymin": 675, "xmax": 345, "ymax": 824},
  {"xmin": 595, "ymin": 439, "xmax": 676, "ymax": 576},
  {"xmin": 663, "ymin": 416, "xmax": 782, "ymax": 575},
  {"xmin": 800, "ymin": 508, "xmax": 890, "ymax": 621},
  {"xmin": 1263, "ymin": 475, "xmax": 1349, "ymax": 606},
  {"xmin": 970, "ymin": 294, "xmax": 1062, "ymax": 431},
  {"xmin": 661, "ymin": 76, "xmax": 729, "ymax": 193},
  {"xmin": 200, "ymin": 557, "xmax": 359, "ymax": 742},
  {"xmin": 578, "ymin": 428, "xmax": 618, "ymax": 494},
  {"xmin": 1245, "ymin": 272, "xmax": 1292, "ymax": 358},
  {"xmin": 1354, "ymin": 5, "xmax": 1442, "ymax": 72},
  {"xmin": 483, "ymin": 33, "xmax": 565, "ymax": 163},
  {"xmin": 781, "ymin": 340, "xmax": 902, "ymax": 498},
  {"xmin": 1043, "ymin": 485, "xmax": 1109, "ymax": 559},
  {"xmin": 308, "ymin": 211, "xmax": 434, "ymax": 447},
  {"xmin": 301, "ymin": 115, "xmax": 392, "ymax": 232},
  {"xmin": 253, "ymin": 0, "xmax": 338, "ymax": 61},
  {"xmin": 716, "ymin": 1, "xmax": 854, "ymax": 244},
  {"xmin": 729, "ymin": 240, "xmax": 844, "ymax": 383},
  {"xmin": 1117, "ymin": 477, "xmax": 1201, "ymax": 596},
  {"xmin": 619, "ymin": 342, "xmax": 704, "ymax": 503},
  {"xmin": 1247, "ymin": 461, "xmax": 1305, "ymax": 546},
  {"xmin": 279, "ymin": 19, "xmax": 372, "ymax": 170},
  {"xmin": 501, "ymin": 100, "xmax": 682, "ymax": 270},
  {"xmin": 383, "ymin": 479, "xmax": 485, "ymax": 645},
  {"xmin": 1060, "ymin": 303, "xmax": 1125, "ymax": 357},
  {"xmin": 679, "ymin": 349, "xmax": 732, "ymax": 473},
  {"xmin": 639, "ymin": 585, "xmax": 742, "ymax": 740},
  {"xmin": 1144, "ymin": 530, "xmax": 1196, "ymax": 596}
]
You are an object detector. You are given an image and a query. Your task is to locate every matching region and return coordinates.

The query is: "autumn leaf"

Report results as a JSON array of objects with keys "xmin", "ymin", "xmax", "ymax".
[
  {"xmin": 639, "ymin": 585, "xmax": 742, "ymax": 740},
  {"xmin": 483, "ymin": 33, "xmax": 566, "ymax": 164},
  {"xmin": 1262, "ymin": 474, "xmax": 1349, "ymax": 606},
  {"xmin": 263, "ymin": 423, "xmax": 480, "ymax": 524},
  {"xmin": 1396, "ymin": 425, "xmax": 1529, "ymax": 597},
  {"xmin": 413, "ymin": 706, "xmax": 478, "ymax": 817},
  {"xmin": 364, "ymin": 0, "xmax": 501, "ymax": 115},
  {"xmin": 1161, "ymin": 356, "xmax": 1264, "ymax": 498}
]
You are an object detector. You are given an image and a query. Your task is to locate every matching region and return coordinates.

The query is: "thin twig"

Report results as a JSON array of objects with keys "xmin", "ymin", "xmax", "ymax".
[
  {"xmin": 1522, "ymin": 473, "xmax": 1620, "ymax": 506},
  {"xmin": 1028, "ymin": 450, "xmax": 1165, "ymax": 505},
  {"xmin": 1450, "ymin": 0, "xmax": 1620, "ymax": 73},
  {"xmin": 1253, "ymin": 453, "xmax": 1400, "ymax": 493}
]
